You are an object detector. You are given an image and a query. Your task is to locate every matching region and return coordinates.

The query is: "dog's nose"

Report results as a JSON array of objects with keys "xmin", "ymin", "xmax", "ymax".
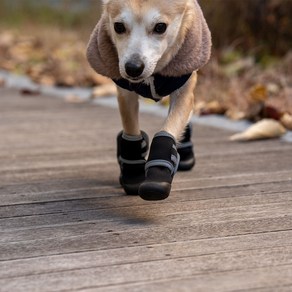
[{"xmin": 125, "ymin": 60, "xmax": 145, "ymax": 78}]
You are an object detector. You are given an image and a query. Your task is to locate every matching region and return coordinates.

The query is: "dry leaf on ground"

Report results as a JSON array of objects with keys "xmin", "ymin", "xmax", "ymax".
[
  {"xmin": 65, "ymin": 94, "xmax": 85, "ymax": 104},
  {"xmin": 0, "ymin": 77, "xmax": 5, "ymax": 87},
  {"xmin": 280, "ymin": 113, "xmax": 292, "ymax": 130},
  {"xmin": 91, "ymin": 83, "xmax": 117, "ymax": 98},
  {"xmin": 229, "ymin": 119, "xmax": 287, "ymax": 142}
]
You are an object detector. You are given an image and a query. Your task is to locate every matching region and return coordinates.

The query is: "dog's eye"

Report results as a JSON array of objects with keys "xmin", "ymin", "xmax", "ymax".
[
  {"xmin": 114, "ymin": 22, "xmax": 126, "ymax": 34},
  {"xmin": 153, "ymin": 23, "xmax": 167, "ymax": 34}
]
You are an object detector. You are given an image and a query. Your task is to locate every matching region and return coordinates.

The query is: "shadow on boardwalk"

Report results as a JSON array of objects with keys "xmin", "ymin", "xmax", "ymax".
[{"xmin": 0, "ymin": 87, "xmax": 292, "ymax": 291}]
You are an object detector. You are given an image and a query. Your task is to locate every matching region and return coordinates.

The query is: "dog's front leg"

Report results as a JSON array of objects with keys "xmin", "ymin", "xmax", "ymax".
[
  {"xmin": 162, "ymin": 72, "xmax": 197, "ymax": 139},
  {"xmin": 117, "ymin": 87, "xmax": 140, "ymax": 136},
  {"xmin": 139, "ymin": 72, "xmax": 197, "ymax": 200},
  {"xmin": 116, "ymin": 86, "xmax": 149, "ymax": 195}
]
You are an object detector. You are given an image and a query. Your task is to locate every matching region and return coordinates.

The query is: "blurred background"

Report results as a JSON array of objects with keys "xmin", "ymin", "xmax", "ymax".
[{"xmin": 0, "ymin": 0, "xmax": 291, "ymax": 125}]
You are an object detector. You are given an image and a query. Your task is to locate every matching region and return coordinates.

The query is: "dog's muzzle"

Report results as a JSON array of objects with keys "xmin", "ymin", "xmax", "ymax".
[{"xmin": 125, "ymin": 54, "xmax": 145, "ymax": 79}]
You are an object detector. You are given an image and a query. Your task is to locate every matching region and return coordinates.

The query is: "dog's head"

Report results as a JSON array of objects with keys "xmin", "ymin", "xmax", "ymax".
[
  {"xmin": 101, "ymin": 0, "xmax": 194, "ymax": 82},
  {"xmin": 87, "ymin": 0, "xmax": 211, "ymax": 81}
]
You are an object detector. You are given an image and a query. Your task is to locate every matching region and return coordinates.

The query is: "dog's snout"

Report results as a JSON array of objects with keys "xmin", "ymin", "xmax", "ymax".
[{"xmin": 125, "ymin": 56, "xmax": 145, "ymax": 78}]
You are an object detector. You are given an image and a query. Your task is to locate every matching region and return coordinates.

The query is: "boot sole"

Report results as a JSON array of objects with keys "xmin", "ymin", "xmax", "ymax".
[
  {"xmin": 178, "ymin": 157, "xmax": 195, "ymax": 171},
  {"xmin": 119, "ymin": 176, "xmax": 140, "ymax": 196},
  {"xmin": 139, "ymin": 181, "xmax": 171, "ymax": 201}
]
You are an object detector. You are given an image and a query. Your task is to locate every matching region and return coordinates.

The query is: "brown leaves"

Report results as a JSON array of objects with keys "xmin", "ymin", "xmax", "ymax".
[
  {"xmin": 196, "ymin": 50, "xmax": 292, "ymax": 134},
  {"xmin": 194, "ymin": 100, "xmax": 226, "ymax": 116},
  {"xmin": 0, "ymin": 30, "xmax": 106, "ymax": 88},
  {"xmin": 91, "ymin": 83, "xmax": 117, "ymax": 99}
]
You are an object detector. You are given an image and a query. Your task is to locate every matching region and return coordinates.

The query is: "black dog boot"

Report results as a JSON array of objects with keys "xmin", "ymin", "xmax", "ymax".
[
  {"xmin": 139, "ymin": 131, "xmax": 180, "ymax": 201},
  {"xmin": 117, "ymin": 131, "xmax": 149, "ymax": 195},
  {"xmin": 178, "ymin": 123, "xmax": 195, "ymax": 171}
]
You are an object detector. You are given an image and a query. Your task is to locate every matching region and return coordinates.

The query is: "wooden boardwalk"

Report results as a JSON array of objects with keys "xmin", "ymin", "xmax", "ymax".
[{"xmin": 0, "ymin": 87, "xmax": 292, "ymax": 291}]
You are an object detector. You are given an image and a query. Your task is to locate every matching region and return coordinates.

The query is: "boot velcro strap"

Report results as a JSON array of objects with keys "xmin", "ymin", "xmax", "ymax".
[
  {"xmin": 145, "ymin": 153, "xmax": 180, "ymax": 176},
  {"xmin": 177, "ymin": 141, "xmax": 193, "ymax": 149},
  {"xmin": 117, "ymin": 131, "xmax": 149, "ymax": 161},
  {"xmin": 146, "ymin": 131, "xmax": 180, "ymax": 176},
  {"xmin": 119, "ymin": 157, "xmax": 146, "ymax": 165}
]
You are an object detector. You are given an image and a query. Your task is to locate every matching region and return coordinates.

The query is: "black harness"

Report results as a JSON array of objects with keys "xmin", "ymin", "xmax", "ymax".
[{"xmin": 113, "ymin": 73, "xmax": 192, "ymax": 102}]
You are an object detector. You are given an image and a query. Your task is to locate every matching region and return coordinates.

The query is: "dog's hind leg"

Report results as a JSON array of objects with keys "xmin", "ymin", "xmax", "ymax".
[
  {"xmin": 177, "ymin": 123, "xmax": 196, "ymax": 171},
  {"xmin": 116, "ymin": 87, "xmax": 149, "ymax": 195},
  {"xmin": 139, "ymin": 73, "xmax": 197, "ymax": 200}
]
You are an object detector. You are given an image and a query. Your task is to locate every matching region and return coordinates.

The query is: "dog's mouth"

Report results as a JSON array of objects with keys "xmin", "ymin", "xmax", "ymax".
[{"xmin": 125, "ymin": 76, "xmax": 145, "ymax": 83}]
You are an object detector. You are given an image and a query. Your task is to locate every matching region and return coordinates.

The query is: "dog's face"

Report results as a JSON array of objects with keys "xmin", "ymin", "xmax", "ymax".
[{"xmin": 102, "ymin": 0, "xmax": 192, "ymax": 82}]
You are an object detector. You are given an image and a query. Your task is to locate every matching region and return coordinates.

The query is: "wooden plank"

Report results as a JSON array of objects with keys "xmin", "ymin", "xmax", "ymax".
[
  {"xmin": 0, "ymin": 230, "xmax": 291, "ymax": 279},
  {"xmin": 0, "ymin": 171, "xmax": 291, "ymax": 206},
  {"xmin": 1, "ymin": 87, "xmax": 291, "ymax": 291},
  {"xmin": 81, "ymin": 267, "xmax": 292, "ymax": 292},
  {"xmin": 1, "ymin": 215, "xmax": 292, "ymax": 261},
  {"xmin": 1, "ymin": 149, "xmax": 291, "ymax": 184},
  {"xmin": 1, "ymin": 248, "xmax": 291, "ymax": 291},
  {"xmin": 1, "ymin": 190, "xmax": 291, "ymax": 242},
  {"xmin": 1, "ymin": 195, "xmax": 291, "ymax": 230},
  {"xmin": 1, "ymin": 187, "xmax": 291, "ymax": 220}
]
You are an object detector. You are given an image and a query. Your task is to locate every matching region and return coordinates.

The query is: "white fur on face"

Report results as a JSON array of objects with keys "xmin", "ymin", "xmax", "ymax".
[{"xmin": 108, "ymin": 7, "xmax": 184, "ymax": 81}]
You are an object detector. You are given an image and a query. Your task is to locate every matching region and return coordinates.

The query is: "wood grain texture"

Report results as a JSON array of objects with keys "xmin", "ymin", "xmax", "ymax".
[{"xmin": 0, "ymin": 88, "xmax": 291, "ymax": 291}]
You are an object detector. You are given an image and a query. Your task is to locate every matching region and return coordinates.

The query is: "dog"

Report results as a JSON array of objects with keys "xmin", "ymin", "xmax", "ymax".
[{"xmin": 87, "ymin": 0, "xmax": 211, "ymax": 200}]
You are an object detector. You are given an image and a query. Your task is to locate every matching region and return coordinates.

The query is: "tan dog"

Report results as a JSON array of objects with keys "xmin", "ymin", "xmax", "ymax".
[{"xmin": 87, "ymin": 0, "xmax": 211, "ymax": 200}]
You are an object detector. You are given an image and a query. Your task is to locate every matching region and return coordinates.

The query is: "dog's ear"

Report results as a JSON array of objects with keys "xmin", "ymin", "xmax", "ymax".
[
  {"xmin": 86, "ymin": 15, "xmax": 121, "ymax": 79},
  {"xmin": 160, "ymin": 0, "xmax": 212, "ymax": 77}
]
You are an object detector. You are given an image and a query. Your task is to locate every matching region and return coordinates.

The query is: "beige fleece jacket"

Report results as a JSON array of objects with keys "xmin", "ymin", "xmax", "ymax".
[{"xmin": 87, "ymin": 0, "xmax": 212, "ymax": 80}]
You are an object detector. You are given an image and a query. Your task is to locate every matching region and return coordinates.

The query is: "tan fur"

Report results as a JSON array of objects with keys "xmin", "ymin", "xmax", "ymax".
[
  {"xmin": 87, "ymin": 0, "xmax": 211, "ymax": 140},
  {"xmin": 162, "ymin": 72, "xmax": 197, "ymax": 138},
  {"xmin": 106, "ymin": 0, "xmax": 188, "ymax": 19}
]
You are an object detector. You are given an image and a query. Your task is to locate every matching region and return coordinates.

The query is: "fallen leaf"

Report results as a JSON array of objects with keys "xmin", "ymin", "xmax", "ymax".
[
  {"xmin": 194, "ymin": 101, "xmax": 207, "ymax": 115},
  {"xmin": 91, "ymin": 74, "xmax": 112, "ymax": 86},
  {"xmin": 226, "ymin": 109, "xmax": 246, "ymax": 120},
  {"xmin": 20, "ymin": 88, "xmax": 41, "ymax": 96},
  {"xmin": 229, "ymin": 119, "xmax": 286, "ymax": 141},
  {"xmin": 262, "ymin": 105, "xmax": 282, "ymax": 120},
  {"xmin": 91, "ymin": 83, "xmax": 117, "ymax": 98},
  {"xmin": 38, "ymin": 75, "xmax": 56, "ymax": 86},
  {"xmin": 199, "ymin": 100, "xmax": 226, "ymax": 115},
  {"xmin": 266, "ymin": 82, "xmax": 280, "ymax": 95},
  {"xmin": 249, "ymin": 84, "xmax": 268, "ymax": 102},
  {"xmin": 280, "ymin": 113, "xmax": 292, "ymax": 130},
  {"xmin": 0, "ymin": 77, "xmax": 5, "ymax": 87},
  {"xmin": 65, "ymin": 94, "xmax": 85, "ymax": 104}
]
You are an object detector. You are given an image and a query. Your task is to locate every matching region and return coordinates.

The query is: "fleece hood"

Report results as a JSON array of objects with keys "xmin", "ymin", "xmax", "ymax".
[{"xmin": 86, "ymin": 0, "xmax": 212, "ymax": 80}]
